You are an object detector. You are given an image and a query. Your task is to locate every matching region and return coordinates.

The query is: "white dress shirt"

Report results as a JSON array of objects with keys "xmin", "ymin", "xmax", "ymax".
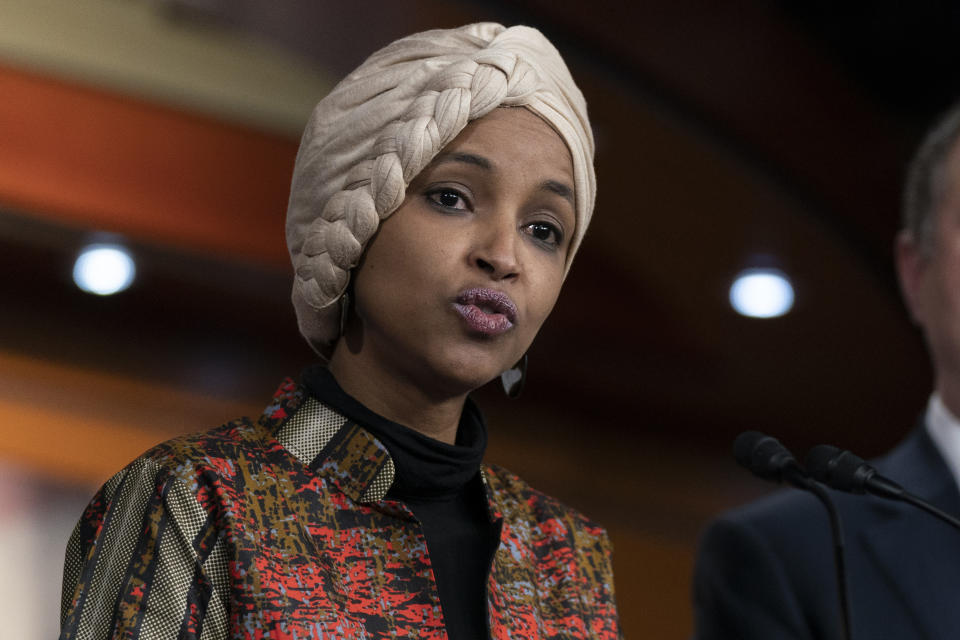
[{"xmin": 924, "ymin": 393, "xmax": 960, "ymax": 493}]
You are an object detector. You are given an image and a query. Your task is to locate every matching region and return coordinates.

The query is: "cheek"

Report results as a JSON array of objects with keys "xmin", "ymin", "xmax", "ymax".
[
  {"xmin": 353, "ymin": 221, "xmax": 452, "ymax": 308},
  {"xmin": 525, "ymin": 270, "xmax": 565, "ymax": 328},
  {"xmin": 350, "ymin": 231, "xmax": 413, "ymax": 314},
  {"xmin": 934, "ymin": 253, "xmax": 960, "ymax": 304}
]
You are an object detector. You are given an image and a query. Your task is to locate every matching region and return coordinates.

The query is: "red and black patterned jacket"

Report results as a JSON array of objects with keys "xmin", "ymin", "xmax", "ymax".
[{"xmin": 60, "ymin": 379, "xmax": 622, "ymax": 639}]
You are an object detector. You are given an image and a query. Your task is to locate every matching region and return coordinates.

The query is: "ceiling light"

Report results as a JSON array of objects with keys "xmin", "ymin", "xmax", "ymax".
[
  {"xmin": 73, "ymin": 244, "xmax": 136, "ymax": 295},
  {"xmin": 729, "ymin": 268, "xmax": 794, "ymax": 318}
]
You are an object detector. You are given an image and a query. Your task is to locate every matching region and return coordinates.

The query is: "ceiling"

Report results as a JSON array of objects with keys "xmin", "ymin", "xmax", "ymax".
[{"xmin": 4, "ymin": 0, "xmax": 960, "ymax": 460}]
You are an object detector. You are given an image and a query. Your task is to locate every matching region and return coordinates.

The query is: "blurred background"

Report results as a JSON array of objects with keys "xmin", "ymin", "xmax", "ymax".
[{"xmin": 3, "ymin": 0, "xmax": 960, "ymax": 637}]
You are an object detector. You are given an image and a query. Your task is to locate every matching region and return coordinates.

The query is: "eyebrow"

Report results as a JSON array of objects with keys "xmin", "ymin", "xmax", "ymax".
[
  {"xmin": 432, "ymin": 151, "xmax": 492, "ymax": 170},
  {"xmin": 542, "ymin": 179, "xmax": 575, "ymax": 208},
  {"xmin": 432, "ymin": 152, "xmax": 576, "ymax": 207}
]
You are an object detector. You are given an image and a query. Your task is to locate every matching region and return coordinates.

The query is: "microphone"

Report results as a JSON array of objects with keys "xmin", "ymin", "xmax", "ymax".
[
  {"xmin": 732, "ymin": 431, "xmax": 852, "ymax": 640},
  {"xmin": 806, "ymin": 444, "xmax": 960, "ymax": 531},
  {"xmin": 733, "ymin": 431, "xmax": 812, "ymax": 489},
  {"xmin": 805, "ymin": 445, "xmax": 905, "ymax": 499}
]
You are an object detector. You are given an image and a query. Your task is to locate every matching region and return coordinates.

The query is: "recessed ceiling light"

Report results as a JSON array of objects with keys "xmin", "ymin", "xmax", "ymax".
[
  {"xmin": 729, "ymin": 268, "xmax": 794, "ymax": 318},
  {"xmin": 73, "ymin": 244, "xmax": 136, "ymax": 295}
]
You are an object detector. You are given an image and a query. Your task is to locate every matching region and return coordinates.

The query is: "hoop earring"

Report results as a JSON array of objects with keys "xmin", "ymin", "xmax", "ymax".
[
  {"xmin": 338, "ymin": 291, "xmax": 351, "ymax": 337},
  {"xmin": 500, "ymin": 353, "xmax": 528, "ymax": 399}
]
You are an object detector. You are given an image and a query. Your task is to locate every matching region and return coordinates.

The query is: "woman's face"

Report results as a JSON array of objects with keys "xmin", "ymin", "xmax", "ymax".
[{"xmin": 344, "ymin": 107, "xmax": 576, "ymax": 396}]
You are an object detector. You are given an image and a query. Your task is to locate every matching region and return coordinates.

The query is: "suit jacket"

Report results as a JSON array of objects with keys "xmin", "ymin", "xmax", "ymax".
[{"xmin": 693, "ymin": 426, "xmax": 960, "ymax": 640}]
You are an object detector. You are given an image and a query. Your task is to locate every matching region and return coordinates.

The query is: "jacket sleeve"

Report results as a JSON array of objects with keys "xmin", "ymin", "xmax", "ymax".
[
  {"xmin": 691, "ymin": 516, "xmax": 811, "ymax": 640},
  {"xmin": 598, "ymin": 530, "xmax": 625, "ymax": 640},
  {"xmin": 60, "ymin": 457, "xmax": 230, "ymax": 640}
]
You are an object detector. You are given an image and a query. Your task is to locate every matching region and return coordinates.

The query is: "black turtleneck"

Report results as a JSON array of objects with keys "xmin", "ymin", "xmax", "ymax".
[{"xmin": 302, "ymin": 365, "xmax": 501, "ymax": 639}]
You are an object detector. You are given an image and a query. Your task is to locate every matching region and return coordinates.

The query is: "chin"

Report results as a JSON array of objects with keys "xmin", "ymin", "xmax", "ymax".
[{"xmin": 425, "ymin": 344, "xmax": 515, "ymax": 396}]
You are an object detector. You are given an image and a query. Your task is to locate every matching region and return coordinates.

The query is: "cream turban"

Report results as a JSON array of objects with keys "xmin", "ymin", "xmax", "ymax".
[{"xmin": 286, "ymin": 22, "xmax": 595, "ymax": 357}]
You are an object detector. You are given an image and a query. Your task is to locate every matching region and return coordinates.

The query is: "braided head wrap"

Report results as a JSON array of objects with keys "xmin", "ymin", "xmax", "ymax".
[{"xmin": 286, "ymin": 23, "xmax": 595, "ymax": 357}]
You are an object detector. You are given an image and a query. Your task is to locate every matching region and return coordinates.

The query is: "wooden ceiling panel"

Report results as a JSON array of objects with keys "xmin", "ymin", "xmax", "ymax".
[{"xmin": 0, "ymin": 63, "xmax": 297, "ymax": 266}]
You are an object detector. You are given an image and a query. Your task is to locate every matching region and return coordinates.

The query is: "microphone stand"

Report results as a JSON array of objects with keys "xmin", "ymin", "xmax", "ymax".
[
  {"xmin": 895, "ymin": 493, "xmax": 960, "ymax": 530},
  {"xmin": 734, "ymin": 433, "xmax": 853, "ymax": 640},
  {"xmin": 797, "ymin": 477, "xmax": 853, "ymax": 640}
]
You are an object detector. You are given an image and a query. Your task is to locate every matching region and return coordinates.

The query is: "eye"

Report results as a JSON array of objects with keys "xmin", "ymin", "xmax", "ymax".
[
  {"xmin": 426, "ymin": 188, "xmax": 470, "ymax": 211},
  {"xmin": 523, "ymin": 221, "xmax": 564, "ymax": 249}
]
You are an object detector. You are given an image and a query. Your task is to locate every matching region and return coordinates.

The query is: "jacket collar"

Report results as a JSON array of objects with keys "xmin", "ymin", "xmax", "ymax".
[
  {"xmin": 259, "ymin": 378, "xmax": 395, "ymax": 503},
  {"xmin": 259, "ymin": 378, "xmax": 503, "ymax": 516},
  {"xmin": 875, "ymin": 421, "xmax": 959, "ymax": 511}
]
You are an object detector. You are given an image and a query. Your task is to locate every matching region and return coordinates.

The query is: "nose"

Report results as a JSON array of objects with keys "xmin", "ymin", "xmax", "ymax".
[{"xmin": 470, "ymin": 216, "xmax": 520, "ymax": 281}]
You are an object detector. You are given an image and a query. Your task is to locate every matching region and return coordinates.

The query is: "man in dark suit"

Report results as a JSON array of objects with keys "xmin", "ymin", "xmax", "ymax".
[{"xmin": 692, "ymin": 102, "xmax": 960, "ymax": 640}]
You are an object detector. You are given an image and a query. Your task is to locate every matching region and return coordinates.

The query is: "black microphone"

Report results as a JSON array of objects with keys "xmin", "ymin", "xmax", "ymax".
[
  {"xmin": 806, "ymin": 444, "xmax": 960, "ymax": 531},
  {"xmin": 733, "ymin": 431, "xmax": 812, "ymax": 489},
  {"xmin": 805, "ymin": 445, "xmax": 905, "ymax": 499},
  {"xmin": 732, "ymin": 431, "xmax": 852, "ymax": 640}
]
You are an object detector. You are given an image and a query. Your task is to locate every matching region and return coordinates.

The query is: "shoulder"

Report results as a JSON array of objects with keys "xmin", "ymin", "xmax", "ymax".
[
  {"xmin": 714, "ymin": 488, "xmax": 826, "ymax": 536},
  {"xmin": 135, "ymin": 379, "xmax": 305, "ymax": 488},
  {"xmin": 144, "ymin": 416, "xmax": 274, "ymax": 474},
  {"xmin": 694, "ymin": 483, "xmax": 894, "ymax": 605},
  {"xmin": 695, "ymin": 483, "xmax": 888, "ymax": 584},
  {"xmin": 93, "ymin": 407, "xmax": 294, "ymax": 516},
  {"xmin": 692, "ymin": 488, "xmax": 856, "ymax": 637},
  {"xmin": 698, "ymin": 489, "xmax": 824, "ymax": 569},
  {"xmin": 712, "ymin": 475, "xmax": 896, "ymax": 539},
  {"xmin": 482, "ymin": 463, "xmax": 610, "ymax": 546}
]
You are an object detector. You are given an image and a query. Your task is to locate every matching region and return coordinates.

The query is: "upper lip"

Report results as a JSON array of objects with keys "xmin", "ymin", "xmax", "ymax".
[{"xmin": 456, "ymin": 287, "xmax": 518, "ymax": 324}]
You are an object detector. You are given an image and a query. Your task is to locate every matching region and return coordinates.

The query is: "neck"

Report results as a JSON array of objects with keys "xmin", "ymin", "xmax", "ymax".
[
  {"xmin": 328, "ymin": 343, "xmax": 467, "ymax": 445},
  {"xmin": 937, "ymin": 375, "xmax": 960, "ymax": 426}
]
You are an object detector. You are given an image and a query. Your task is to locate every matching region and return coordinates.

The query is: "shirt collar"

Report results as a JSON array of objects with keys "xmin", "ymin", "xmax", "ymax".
[{"xmin": 924, "ymin": 392, "xmax": 960, "ymax": 493}]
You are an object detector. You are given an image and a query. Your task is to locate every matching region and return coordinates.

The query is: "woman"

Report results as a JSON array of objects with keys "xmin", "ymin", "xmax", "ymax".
[{"xmin": 60, "ymin": 23, "xmax": 620, "ymax": 639}]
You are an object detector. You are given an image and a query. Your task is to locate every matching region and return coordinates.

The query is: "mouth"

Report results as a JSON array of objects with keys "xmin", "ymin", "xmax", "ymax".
[{"xmin": 453, "ymin": 287, "xmax": 518, "ymax": 336}]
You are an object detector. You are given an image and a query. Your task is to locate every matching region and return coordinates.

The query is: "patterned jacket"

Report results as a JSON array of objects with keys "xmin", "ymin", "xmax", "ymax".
[{"xmin": 60, "ymin": 379, "xmax": 621, "ymax": 639}]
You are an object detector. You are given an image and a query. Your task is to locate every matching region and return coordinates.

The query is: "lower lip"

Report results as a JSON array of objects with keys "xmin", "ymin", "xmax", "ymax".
[{"xmin": 453, "ymin": 303, "xmax": 514, "ymax": 336}]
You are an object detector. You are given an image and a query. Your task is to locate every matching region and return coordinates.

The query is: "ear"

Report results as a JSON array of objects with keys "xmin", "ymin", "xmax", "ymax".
[{"xmin": 895, "ymin": 230, "xmax": 928, "ymax": 325}]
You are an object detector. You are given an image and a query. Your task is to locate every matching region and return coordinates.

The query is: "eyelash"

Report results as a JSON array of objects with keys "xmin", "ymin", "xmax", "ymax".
[
  {"xmin": 523, "ymin": 221, "xmax": 564, "ymax": 249},
  {"xmin": 426, "ymin": 187, "xmax": 470, "ymax": 211},
  {"xmin": 424, "ymin": 187, "xmax": 565, "ymax": 250}
]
